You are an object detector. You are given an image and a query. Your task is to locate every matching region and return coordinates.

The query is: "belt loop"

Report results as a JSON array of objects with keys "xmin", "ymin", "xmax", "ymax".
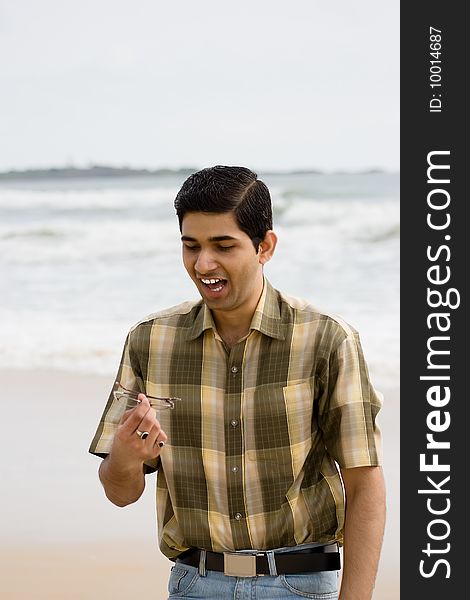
[
  {"xmin": 266, "ymin": 551, "xmax": 278, "ymax": 576},
  {"xmin": 198, "ymin": 549, "xmax": 207, "ymax": 577}
]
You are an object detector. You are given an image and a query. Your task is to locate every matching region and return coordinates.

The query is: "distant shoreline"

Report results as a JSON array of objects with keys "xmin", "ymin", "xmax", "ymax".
[
  {"xmin": 0, "ymin": 165, "xmax": 390, "ymax": 181},
  {"xmin": 0, "ymin": 165, "xmax": 197, "ymax": 181}
]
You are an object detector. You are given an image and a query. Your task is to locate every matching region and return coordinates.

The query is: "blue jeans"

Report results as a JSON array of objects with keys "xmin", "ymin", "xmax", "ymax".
[{"xmin": 167, "ymin": 562, "xmax": 339, "ymax": 599}]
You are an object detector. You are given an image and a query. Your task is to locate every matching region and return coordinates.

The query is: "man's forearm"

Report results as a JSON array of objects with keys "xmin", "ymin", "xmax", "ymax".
[
  {"xmin": 99, "ymin": 454, "xmax": 146, "ymax": 507},
  {"xmin": 339, "ymin": 467, "xmax": 386, "ymax": 600},
  {"xmin": 97, "ymin": 394, "xmax": 167, "ymax": 507}
]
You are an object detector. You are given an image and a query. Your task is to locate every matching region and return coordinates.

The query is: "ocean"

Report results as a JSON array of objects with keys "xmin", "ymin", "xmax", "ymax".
[{"xmin": 0, "ymin": 171, "xmax": 399, "ymax": 392}]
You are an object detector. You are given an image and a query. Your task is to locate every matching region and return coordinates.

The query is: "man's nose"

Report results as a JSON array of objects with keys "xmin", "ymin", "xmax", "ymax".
[{"xmin": 194, "ymin": 249, "xmax": 218, "ymax": 273}]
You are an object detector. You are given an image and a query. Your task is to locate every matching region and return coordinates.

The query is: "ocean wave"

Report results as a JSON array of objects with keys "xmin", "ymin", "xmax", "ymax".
[
  {"xmin": 0, "ymin": 217, "xmax": 179, "ymax": 264},
  {"xmin": 0, "ymin": 185, "xmax": 179, "ymax": 211},
  {"xmin": 356, "ymin": 223, "xmax": 400, "ymax": 243},
  {"xmin": 1, "ymin": 228, "xmax": 65, "ymax": 240},
  {"xmin": 276, "ymin": 198, "xmax": 399, "ymax": 240}
]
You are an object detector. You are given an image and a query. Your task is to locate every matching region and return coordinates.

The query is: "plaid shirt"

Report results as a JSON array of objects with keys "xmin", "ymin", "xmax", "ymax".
[{"xmin": 90, "ymin": 279, "xmax": 382, "ymax": 559}]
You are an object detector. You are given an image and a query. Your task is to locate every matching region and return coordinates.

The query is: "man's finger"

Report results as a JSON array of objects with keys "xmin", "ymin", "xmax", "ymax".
[
  {"xmin": 154, "ymin": 428, "xmax": 168, "ymax": 448},
  {"xmin": 119, "ymin": 396, "xmax": 151, "ymax": 429}
]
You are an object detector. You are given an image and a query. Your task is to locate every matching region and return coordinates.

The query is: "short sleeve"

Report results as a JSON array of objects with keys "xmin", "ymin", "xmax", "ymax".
[
  {"xmin": 88, "ymin": 331, "xmax": 160, "ymax": 473},
  {"xmin": 317, "ymin": 331, "xmax": 383, "ymax": 469}
]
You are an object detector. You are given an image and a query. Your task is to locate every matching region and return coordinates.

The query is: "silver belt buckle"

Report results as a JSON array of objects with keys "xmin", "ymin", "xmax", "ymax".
[{"xmin": 223, "ymin": 553, "xmax": 257, "ymax": 577}]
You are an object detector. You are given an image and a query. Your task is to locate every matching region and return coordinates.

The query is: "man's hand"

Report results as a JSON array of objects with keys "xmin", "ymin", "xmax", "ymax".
[
  {"xmin": 111, "ymin": 393, "xmax": 168, "ymax": 467},
  {"xmin": 98, "ymin": 394, "xmax": 168, "ymax": 507}
]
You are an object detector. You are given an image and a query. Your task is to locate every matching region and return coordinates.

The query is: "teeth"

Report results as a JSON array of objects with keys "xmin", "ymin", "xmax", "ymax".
[{"xmin": 202, "ymin": 278, "xmax": 222, "ymax": 284}]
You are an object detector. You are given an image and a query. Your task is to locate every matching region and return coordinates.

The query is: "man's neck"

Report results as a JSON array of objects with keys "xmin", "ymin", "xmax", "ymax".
[
  {"xmin": 214, "ymin": 314, "xmax": 251, "ymax": 349},
  {"xmin": 212, "ymin": 281, "xmax": 264, "ymax": 348}
]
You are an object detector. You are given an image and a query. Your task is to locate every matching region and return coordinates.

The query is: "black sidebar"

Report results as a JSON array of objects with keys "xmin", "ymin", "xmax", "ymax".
[{"xmin": 400, "ymin": 3, "xmax": 466, "ymax": 599}]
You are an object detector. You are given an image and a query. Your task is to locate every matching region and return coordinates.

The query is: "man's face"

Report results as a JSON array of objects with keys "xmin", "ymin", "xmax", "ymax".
[{"xmin": 181, "ymin": 211, "xmax": 267, "ymax": 315}]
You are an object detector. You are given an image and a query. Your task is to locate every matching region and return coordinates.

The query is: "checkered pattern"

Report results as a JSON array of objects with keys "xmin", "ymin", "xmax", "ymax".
[{"xmin": 89, "ymin": 280, "xmax": 382, "ymax": 559}]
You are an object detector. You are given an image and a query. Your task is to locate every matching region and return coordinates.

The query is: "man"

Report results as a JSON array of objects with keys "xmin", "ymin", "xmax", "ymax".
[{"xmin": 90, "ymin": 165, "xmax": 385, "ymax": 599}]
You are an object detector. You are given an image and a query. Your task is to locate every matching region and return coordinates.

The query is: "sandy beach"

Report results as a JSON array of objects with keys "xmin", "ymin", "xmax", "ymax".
[{"xmin": 0, "ymin": 368, "xmax": 399, "ymax": 599}]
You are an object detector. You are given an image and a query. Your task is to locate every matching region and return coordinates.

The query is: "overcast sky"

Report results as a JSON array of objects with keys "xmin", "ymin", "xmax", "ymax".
[{"xmin": 1, "ymin": 1, "xmax": 399, "ymax": 172}]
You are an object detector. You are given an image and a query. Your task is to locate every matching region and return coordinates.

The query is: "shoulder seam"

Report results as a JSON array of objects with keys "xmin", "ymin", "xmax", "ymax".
[
  {"xmin": 279, "ymin": 290, "xmax": 358, "ymax": 337},
  {"xmin": 129, "ymin": 299, "xmax": 202, "ymax": 331}
]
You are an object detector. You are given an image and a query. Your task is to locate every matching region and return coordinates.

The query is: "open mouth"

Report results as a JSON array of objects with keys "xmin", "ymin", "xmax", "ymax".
[{"xmin": 200, "ymin": 278, "xmax": 227, "ymax": 293}]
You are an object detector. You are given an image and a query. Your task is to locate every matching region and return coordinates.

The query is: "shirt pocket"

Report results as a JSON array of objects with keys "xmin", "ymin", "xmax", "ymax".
[
  {"xmin": 283, "ymin": 379, "xmax": 315, "ymax": 443},
  {"xmin": 282, "ymin": 378, "xmax": 315, "ymax": 479},
  {"xmin": 245, "ymin": 378, "xmax": 314, "ymax": 480}
]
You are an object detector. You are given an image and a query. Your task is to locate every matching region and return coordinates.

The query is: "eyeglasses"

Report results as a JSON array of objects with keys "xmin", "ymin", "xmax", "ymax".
[{"xmin": 113, "ymin": 382, "xmax": 180, "ymax": 410}]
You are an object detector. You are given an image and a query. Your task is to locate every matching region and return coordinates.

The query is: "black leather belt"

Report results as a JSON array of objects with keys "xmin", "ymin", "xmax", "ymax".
[{"xmin": 173, "ymin": 543, "xmax": 340, "ymax": 576}]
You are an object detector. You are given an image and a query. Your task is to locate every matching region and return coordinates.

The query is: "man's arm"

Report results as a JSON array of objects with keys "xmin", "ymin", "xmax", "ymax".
[
  {"xmin": 98, "ymin": 394, "xmax": 167, "ymax": 507},
  {"xmin": 339, "ymin": 465, "xmax": 386, "ymax": 600}
]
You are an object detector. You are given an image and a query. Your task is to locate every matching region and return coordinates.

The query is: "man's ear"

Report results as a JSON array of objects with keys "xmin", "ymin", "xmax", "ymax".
[{"xmin": 258, "ymin": 230, "xmax": 278, "ymax": 265}]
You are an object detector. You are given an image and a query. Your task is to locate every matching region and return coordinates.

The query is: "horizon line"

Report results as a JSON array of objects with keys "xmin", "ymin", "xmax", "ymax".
[{"xmin": 0, "ymin": 163, "xmax": 399, "ymax": 180}]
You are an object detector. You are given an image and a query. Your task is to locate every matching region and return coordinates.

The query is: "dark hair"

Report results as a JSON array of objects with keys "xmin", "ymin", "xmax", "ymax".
[{"xmin": 174, "ymin": 165, "xmax": 273, "ymax": 250}]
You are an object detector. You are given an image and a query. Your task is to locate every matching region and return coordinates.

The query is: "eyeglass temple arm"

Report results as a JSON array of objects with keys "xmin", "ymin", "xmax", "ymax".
[{"xmin": 115, "ymin": 381, "xmax": 180, "ymax": 402}]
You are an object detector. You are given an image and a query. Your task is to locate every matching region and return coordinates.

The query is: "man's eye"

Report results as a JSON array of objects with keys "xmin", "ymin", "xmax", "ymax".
[
  {"xmin": 218, "ymin": 246, "xmax": 234, "ymax": 252},
  {"xmin": 184, "ymin": 245, "xmax": 199, "ymax": 252}
]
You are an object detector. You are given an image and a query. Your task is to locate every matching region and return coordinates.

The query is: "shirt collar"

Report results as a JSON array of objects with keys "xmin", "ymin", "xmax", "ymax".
[{"xmin": 185, "ymin": 278, "xmax": 285, "ymax": 341}]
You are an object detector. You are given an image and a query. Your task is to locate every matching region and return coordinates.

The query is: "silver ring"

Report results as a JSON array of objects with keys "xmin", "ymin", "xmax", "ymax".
[{"xmin": 136, "ymin": 430, "xmax": 149, "ymax": 440}]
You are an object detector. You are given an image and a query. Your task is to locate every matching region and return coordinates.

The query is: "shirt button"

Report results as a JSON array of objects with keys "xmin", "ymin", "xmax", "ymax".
[
  {"xmin": 231, "ymin": 466, "xmax": 239, "ymax": 473},
  {"xmin": 234, "ymin": 513, "xmax": 243, "ymax": 520},
  {"xmin": 230, "ymin": 419, "xmax": 239, "ymax": 427},
  {"xmin": 231, "ymin": 366, "xmax": 239, "ymax": 374}
]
